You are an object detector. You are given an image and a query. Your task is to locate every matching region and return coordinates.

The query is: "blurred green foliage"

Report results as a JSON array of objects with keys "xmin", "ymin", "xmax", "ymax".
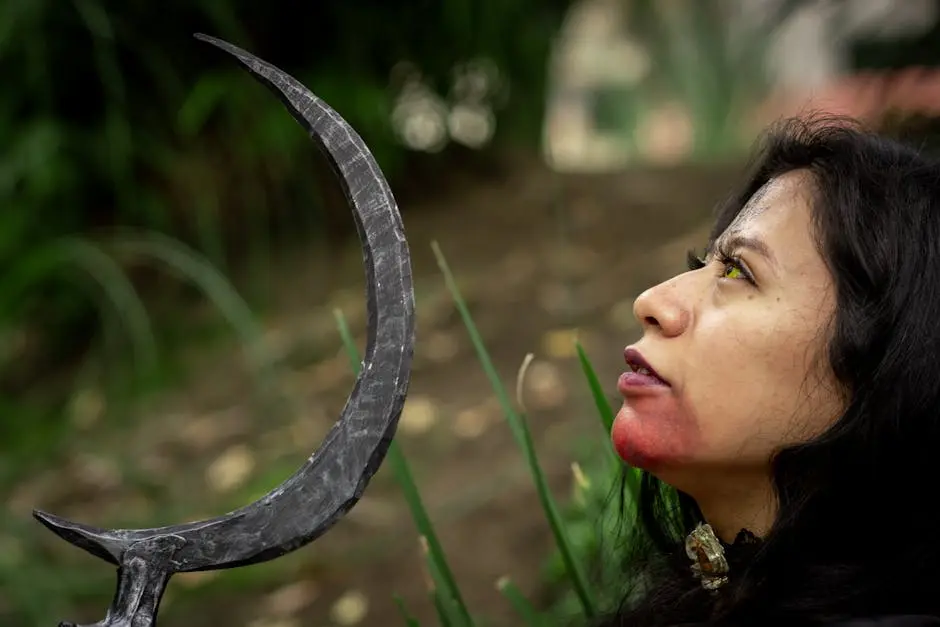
[{"xmin": 0, "ymin": 0, "xmax": 572, "ymax": 436}]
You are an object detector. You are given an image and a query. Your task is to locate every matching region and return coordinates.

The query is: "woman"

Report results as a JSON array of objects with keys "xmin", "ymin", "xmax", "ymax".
[{"xmin": 599, "ymin": 115, "xmax": 940, "ymax": 626}]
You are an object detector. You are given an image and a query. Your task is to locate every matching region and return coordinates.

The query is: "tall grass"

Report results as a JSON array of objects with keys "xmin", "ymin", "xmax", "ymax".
[{"xmin": 334, "ymin": 241, "xmax": 643, "ymax": 625}]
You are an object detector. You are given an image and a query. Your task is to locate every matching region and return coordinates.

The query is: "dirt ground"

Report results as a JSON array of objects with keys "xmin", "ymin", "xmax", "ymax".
[{"xmin": 21, "ymin": 156, "xmax": 743, "ymax": 626}]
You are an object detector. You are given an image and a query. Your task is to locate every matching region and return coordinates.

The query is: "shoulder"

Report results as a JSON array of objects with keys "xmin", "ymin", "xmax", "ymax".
[{"xmin": 825, "ymin": 617, "xmax": 940, "ymax": 627}]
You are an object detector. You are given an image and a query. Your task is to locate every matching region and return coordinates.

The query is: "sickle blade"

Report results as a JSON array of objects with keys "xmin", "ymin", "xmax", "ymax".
[{"xmin": 34, "ymin": 35, "xmax": 415, "ymax": 573}]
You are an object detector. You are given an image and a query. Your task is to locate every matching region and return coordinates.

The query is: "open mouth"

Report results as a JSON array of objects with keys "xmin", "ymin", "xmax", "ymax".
[{"xmin": 624, "ymin": 348, "xmax": 669, "ymax": 386}]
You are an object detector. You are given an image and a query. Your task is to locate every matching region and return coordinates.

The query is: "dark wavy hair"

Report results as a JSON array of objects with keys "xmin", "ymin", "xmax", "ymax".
[{"xmin": 596, "ymin": 116, "xmax": 940, "ymax": 626}]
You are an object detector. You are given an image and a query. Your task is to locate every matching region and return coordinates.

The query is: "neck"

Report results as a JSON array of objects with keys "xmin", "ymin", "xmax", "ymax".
[{"xmin": 690, "ymin": 471, "xmax": 776, "ymax": 543}]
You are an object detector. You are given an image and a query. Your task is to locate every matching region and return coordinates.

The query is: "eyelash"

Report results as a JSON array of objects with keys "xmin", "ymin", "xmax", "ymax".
[{"xmin": 685, "ymin": 244, "xmax": 757, "ymax": 285}]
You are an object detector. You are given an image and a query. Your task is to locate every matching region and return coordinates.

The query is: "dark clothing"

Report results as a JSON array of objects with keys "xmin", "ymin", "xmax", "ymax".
[
  {"xmin": 669, "ymin": 616, "xmax": 940, "ymax": 626},
  {"xmin": 829, "ymin": 618, "xmax": 940, "ymax": 627}
]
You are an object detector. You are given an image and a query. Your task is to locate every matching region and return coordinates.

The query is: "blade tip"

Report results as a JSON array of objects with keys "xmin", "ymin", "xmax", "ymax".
[
  {"xmin": 33, "ymin": 509, "xmax": 64, "ymax": 528},
  {"xmin": 193, "ymin": 33, "xmax": 241, "ymax": 57},
  {"xmin": 32, "ymin": 510, "xmax": 125, "ymax": 565}
]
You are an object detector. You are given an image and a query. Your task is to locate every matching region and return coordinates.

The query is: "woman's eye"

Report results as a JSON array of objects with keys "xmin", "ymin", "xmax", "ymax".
[
  {"xmin": 719, "ymin": 257, "xmax": 756, "ymax": 285},
  {"xmin": 686, "ymin": 248, "xmax": 755, "ymax": 285},
  {"xmin": 723, "ymin": 264, "xmax": 745, "ymax": 280}
]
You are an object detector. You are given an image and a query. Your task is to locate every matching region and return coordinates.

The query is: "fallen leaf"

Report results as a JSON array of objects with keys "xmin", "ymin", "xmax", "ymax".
[
  {"xmin": 205, "ymin": 445, "xmax": 255, "ymax": 493},
  {"xmin": 454, "ymin": 407, "xmax": 489, "ymax": 439},
  {"xmin": 330, "ymin": 589, "xmax": 369, "ymax": 625},
  {"xmin": 399, "ymin": 395, "xmax": 437, "ymax": 435}
]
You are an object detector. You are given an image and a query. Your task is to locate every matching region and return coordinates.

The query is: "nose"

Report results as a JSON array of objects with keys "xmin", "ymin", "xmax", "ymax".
[{"xmin": 632, "ymin": 277, "xmax": 689, "ymax": 338}]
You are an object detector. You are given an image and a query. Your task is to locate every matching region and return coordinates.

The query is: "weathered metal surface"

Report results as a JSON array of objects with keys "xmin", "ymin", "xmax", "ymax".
[{"xmin": 33, "ymin": 34, "xmax": 416, "ymax": 627}]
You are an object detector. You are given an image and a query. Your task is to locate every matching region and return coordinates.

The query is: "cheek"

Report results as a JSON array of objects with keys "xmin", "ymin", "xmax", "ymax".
[
  {"xmin": 684, "ymin": 327, "xmax": 831, "ymax": 454},
  {"xmin": 611, "ymin": 397, "xmax": 702, "ymax": 471}
]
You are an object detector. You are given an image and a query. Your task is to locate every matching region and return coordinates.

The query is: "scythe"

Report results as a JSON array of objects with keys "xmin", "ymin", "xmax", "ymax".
[{"xmin": 33, "ymin": 34, "xmax": 416, "ymax": 627}]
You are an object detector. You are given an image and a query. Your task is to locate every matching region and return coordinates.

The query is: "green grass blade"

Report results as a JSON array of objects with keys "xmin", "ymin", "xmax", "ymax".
[
  {"xmin": 574, "ymin": 339, "xmax": 641, "ymax": 496},
  {"xmin": 108, "ymin": 230, "xmax": 260, "ymax": 342},
  {"xmin": 496, "ymin": 577, "xmax": 542, "ymax": 625},
  {"xmin": 430, "ymin": 241, "xmax": 597, "ymax": 618},
  {"xmin": 333, "ymin": 308, "xmax": 364, "ymax": 373},
  {"xmin": 0, "ymin": 237, "xmax": 157, "ymax": 374},
  {"xmin": 422, "ymin": 537, "xmax": 468, "ymax": 627},
  {"xmin": 333, "ymin": 308, "xmax": 474, "ymax": 627},
  {"xmin": 58, "ymin": 238, "xmax": 158, "ymax": 374},
  {"xmin": 107, "ymin": 230, "xmax": 271, "ymax": 376},
  {"xmin": 432, "ymin": 592, "xmax": 455, "ymax": 627},
  {"xmin": 393, "ymin": 594, "xmax": 421, "ymax": 627},
  {"xmin": 574, "ymin": 339, "xmax": 615, "ymax": 433}
]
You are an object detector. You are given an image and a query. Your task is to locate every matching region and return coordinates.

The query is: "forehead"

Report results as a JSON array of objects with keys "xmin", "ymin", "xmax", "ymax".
[{"xmin": 723, "ymin": 170, "xmax": 817, "ymax": 246}]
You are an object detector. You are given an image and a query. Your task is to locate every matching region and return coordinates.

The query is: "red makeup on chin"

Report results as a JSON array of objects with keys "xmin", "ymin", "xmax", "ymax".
[{"xmin": 610, "ymin": 396, "xmax": 701, "ymax": 471}]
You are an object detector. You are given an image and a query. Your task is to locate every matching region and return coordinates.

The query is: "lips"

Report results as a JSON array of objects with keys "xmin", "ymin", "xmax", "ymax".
[{"xmin": 623, "ymin": 347, "xmax": 669, "ymax": 386}]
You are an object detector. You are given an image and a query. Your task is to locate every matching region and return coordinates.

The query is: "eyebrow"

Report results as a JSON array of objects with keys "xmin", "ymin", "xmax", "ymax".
[{"xmin": 710, "ymin": 233, "xmax": 779, "ymax": 272}]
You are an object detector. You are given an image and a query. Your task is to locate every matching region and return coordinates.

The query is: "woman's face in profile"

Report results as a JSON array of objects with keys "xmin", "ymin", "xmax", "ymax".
[{"xmin": 612, "ymin": 170, "xmax": 846, "ymax": 495}]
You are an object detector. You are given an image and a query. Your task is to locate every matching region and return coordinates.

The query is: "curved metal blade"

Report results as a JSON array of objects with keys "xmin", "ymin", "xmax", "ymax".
[{"xmin": 35, "ymin": 34, "xmax": 415, "ymax": 573}]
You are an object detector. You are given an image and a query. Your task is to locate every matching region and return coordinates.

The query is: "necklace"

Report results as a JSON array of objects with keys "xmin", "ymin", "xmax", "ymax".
[{"xmin": 685, "ymin": 522, "xmax": 730, "ymax": 591}]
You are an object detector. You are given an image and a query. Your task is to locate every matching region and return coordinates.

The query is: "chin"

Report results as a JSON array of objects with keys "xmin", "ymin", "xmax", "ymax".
[
  {"xmin": 611, "ymin": 390, "xmax": 705, "ymax": 481},
  {"xmin": 611, "ymin": 408, "xmax": 693, "ymax": 473},
  {"xmin": 611, "ymin": 426, "xmax": 676, "ymax": 474}
]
